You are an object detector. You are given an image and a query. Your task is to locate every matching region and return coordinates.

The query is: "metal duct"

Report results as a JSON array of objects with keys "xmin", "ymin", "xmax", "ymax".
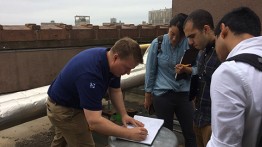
[
  {"xmin": 0, "ymin": 86, "xmax": 48, "ymax": 130},
  {"xmin": 0, "ymin": 65, "xmax": 145, "ymax": 130}
]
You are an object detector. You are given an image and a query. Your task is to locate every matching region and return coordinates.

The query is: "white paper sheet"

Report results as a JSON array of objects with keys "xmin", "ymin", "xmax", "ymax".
[{"xmin": 117, "ymin": 115, "xmax": 164, "ymax": 145}]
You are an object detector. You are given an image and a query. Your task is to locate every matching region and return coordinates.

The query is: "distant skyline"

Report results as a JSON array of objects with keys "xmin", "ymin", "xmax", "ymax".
[{"xmin": 0, "ymin": 0, "xmax": 172, "ymax": 26}]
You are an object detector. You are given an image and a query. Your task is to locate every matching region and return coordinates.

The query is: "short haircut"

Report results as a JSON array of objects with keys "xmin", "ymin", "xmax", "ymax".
[
  {"xmin": 169, "ymin": 13, "xmax": 188, "ymax": 37},
  {"xmin": 184, "ymin": 9, "xmax": 214, "ymax": 30},
  {"xmin": 111, "ymin": 37, "xmax": 143, "ymax": 64},
  {"xmin": 215, "ymin": 7, "xmax": 261, "ymax": 37}
]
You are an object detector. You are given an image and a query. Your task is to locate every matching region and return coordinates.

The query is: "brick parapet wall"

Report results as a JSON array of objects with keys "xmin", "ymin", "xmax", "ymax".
[{"xmin": 0, "ymin": 24, "xmax": 168, "ymax": 50}]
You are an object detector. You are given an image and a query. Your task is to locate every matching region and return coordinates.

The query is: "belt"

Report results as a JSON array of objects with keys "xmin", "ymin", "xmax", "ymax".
[
  {"xmin": 166, "ymin": 90, "xmax": 188, "ymax": 94},
  {"xmin": 48, "ymin": 97, "xmax": 56, "ymax": 104}
]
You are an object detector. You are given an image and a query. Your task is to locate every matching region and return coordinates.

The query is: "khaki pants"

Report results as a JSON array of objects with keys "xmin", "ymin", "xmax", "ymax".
[
  {"xmin": 193, "ymin": 124, "xmax": 211, "ymax": 147},
  {"xmin": 46, "ymin": 97, "xmax": 95, "ymax": 147}
]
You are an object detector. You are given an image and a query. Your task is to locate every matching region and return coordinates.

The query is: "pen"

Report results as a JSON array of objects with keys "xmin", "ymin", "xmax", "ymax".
[{"xmin": 181, "ymin": 64, "xmax": 191, "ymax": 67}]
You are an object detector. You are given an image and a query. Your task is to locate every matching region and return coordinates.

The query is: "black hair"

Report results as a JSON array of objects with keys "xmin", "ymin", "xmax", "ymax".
[
  {"xmin": 184, "ymin": 9, "xmax": 214, "ymax": 30},
  {"xmin": 215, "ymin": 7, "xmax": 261, "ymax": 37},
  {"xmin": 169, "ymin": 13, "xmax": 188, "ymax": 37}
]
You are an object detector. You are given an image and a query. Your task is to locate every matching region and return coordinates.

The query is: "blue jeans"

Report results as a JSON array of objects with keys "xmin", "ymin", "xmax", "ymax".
[{"xmin": 153, "ymin": 91, "xmax": 196, "ymax": 147}]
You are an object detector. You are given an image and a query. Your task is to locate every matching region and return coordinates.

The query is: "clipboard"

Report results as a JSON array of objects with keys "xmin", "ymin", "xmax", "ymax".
[
  {"xmin": 175, "ymin": 48, "xmax": 199, "ymax": 81},
  {"xmin": 116, "ymin": 115, "xmax": 164, "ymax": 145}
]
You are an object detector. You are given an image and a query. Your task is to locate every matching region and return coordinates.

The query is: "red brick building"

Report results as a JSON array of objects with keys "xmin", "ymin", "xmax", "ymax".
[{"xmin": 172, "ymin": 0, "xmax": 262, "ymax": 31}]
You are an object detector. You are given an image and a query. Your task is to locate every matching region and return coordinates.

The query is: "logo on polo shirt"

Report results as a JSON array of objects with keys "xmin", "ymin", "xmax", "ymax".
[{"xmin": 90, "ymin": 82, "xmax": 96, "ymax": 88}]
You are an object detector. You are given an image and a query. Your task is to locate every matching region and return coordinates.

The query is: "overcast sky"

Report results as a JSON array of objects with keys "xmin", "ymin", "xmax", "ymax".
[{"xmin": 0, "ymin": 0, "xmax": 172, "ymax": 26}]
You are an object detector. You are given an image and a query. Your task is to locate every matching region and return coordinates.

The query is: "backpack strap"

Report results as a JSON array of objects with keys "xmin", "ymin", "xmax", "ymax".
[
  {"xmin": 226, "ymin": 53, "xmax": 262, "ymax": 71},
  {"xmin": 148, "ymin": 35, "xmax": 163, "ymax": 115},
  {"xmin": 157, "ymin": 35, "xmax": 163, "ymax": 54},
  {"xmin": 155, "ymin": 35, "xmax": 164, "ymax": 67}
]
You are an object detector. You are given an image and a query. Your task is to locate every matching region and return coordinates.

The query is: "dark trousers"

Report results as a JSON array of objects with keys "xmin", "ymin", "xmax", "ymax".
[
  {"xmin": 153, "ymin": 91, "xmax": 196, "ymax": 147},
  {"xmin": 193, "ymin": 124, "xmax": 211, "ymax": 147}
]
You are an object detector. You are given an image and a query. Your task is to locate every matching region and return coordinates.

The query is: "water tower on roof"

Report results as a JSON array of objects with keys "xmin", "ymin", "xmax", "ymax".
[{"xmin": 75, "ymin": 15, "xmax": 90, "ymax": 26}]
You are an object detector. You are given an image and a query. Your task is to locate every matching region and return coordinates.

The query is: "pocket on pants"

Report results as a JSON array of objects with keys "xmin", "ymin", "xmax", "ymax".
[{"xmin": 47, "ymin": 102, "xmax": 74, "ymax": 121}]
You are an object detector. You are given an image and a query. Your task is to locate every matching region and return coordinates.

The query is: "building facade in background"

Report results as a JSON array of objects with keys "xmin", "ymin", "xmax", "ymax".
[
  {"xmin": 172, "ymin": 0, "xmax": 262, "ymax": 32},
  {"xmin": 102, "ymin": 17, "xmax": 124, "ymax": 26},
  {"xmin": 148, "ymin": 8, "xmax": 172, "ymax": 25},
  {"xmin": 110, "ymin": 18, "xmax": 117, "ymax": 24},
  {"xmin": 41, "ymin": 20, "xmax": 62, "ymax": 26}
]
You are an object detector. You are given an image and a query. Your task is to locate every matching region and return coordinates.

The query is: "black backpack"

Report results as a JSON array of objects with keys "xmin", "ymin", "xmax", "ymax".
[{"xmin": 226, "ymin": 53, "xmax": 262, "ymax": 147}]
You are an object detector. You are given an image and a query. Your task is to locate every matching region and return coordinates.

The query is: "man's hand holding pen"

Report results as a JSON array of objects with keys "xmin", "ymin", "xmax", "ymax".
[
  {"xmin": 122, "ymin": 114, "xmax": 148, "ymax": 141},
  {"xmin": 127, "ymin": 126, "xmax": 148, "ymax": 141}
]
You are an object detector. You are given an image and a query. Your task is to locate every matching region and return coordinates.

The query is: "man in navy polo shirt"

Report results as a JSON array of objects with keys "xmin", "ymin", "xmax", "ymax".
[{"xmin": 46, "ymin": 37, "xmax": 147, "ymax": 147}]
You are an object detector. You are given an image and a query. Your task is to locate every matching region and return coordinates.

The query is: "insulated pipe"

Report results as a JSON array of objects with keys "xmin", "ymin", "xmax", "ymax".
[
  {"xmin": 0, "ymin": 86, "xmax": 49, "ymax": 130},
  {"xmin": 0, "ymin": 66, "xmax": 145, "ymax": 131}
]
